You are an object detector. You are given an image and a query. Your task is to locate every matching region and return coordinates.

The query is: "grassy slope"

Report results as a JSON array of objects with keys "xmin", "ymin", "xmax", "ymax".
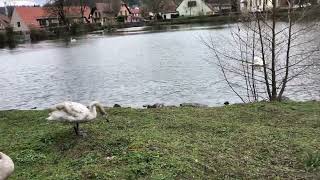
[{"xmin": 0, "ymin": 102, "xmax": 320, "ymax": 179}]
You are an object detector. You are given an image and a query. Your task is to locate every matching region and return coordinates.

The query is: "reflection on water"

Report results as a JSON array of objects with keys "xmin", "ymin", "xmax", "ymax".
[{"xmin": 0, "ymin": 23, "xmax": 319, "ymax": 109}]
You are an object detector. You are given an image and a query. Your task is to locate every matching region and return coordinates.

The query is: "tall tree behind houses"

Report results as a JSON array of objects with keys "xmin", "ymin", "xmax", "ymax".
[
  {"xmin": 45, "ymin": 0, "xmax": 72, "ymax": 25},
  {"xmin": 141, "ymin": 0, "xmax": 168, "ymax": 15}
]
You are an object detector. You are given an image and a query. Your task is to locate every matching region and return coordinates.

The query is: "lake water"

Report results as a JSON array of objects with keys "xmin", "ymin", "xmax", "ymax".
[{"xmin": 0, "ymin": 23, "xmax": 319, "ymax": 110}]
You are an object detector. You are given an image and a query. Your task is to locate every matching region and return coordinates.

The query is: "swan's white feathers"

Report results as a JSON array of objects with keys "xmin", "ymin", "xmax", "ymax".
[
  {"xmin": 47, "ymin": 101, "xmax": 105, "ymax": 123},
  {"xmin": 253, "ymin": 56, "xmax": 264, "ymax": 66},
  {"xmin": 0, "ymin": 152, "xmax": 14, "ymax": 180}
]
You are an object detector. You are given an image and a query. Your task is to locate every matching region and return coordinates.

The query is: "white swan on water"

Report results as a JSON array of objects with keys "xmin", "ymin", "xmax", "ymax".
[
  {"xmin": 0, "ymin": 152, "xmax": 14, "ymax": 180},
  {"xmin": 46, "ymin": 101, "xmax": 108, "ymax": 135},
  {"xmin": 70, "ymin": 38, "xmax": 76, "ymax": 43},
  {"xmin": 252, "ymin": 56, "xmax": 264, "ymax": 67}
]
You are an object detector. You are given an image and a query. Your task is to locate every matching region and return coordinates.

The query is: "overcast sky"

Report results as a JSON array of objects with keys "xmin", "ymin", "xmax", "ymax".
[
  {"xmin": 35, "ymin": 0, "xmax": 46, "ymax": 4},
  {"xmin": 0, "ymin": 0, "xmax": 47, "ymax": 6}
]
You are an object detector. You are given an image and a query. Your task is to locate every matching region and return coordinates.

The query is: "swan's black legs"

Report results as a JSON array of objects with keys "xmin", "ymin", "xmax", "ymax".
[
  {"xmin": 74, "ymin": 123, "xmax": 79, "ymax": 135},
  {"xmin": 73, "ymin": 123, "xmax": 88, "ymax": 137}
]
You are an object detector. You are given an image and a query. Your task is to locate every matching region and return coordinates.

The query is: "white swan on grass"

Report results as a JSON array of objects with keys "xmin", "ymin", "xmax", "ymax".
[
  {"xmin": 0, "ymin": 152, "xmax": 14, "ymax": 180},
  {"xmin": 46, "ymin": 101, "xmax": 108, "ymax": 135}
]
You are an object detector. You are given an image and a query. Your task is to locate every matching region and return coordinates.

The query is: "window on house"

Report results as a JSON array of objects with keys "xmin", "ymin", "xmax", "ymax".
[
  {"xmin": 38, "ymin": 19, "xmax": 46, "ymax": 26},
  {"xmin": 17, "ymin": 22, "xmax": 21, "ymax": 27},
  {"xmin": 188, "ymin": 1, "xmax": 197, "ymax": 7},
  {"xmin": 125, "ymin": 11, "xmax": 127, "ymax": 16}
]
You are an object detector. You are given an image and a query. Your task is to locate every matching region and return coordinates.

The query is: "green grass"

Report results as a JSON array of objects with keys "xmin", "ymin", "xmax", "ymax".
[{"xmin": 1, "ymin": 101, "xmax": 320, "ymax": 179}]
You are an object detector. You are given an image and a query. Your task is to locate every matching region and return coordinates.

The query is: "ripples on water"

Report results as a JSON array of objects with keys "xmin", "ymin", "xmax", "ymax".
[{"xmin": 0, "ymin": 23, "xmax": 319, "ymax": 109}]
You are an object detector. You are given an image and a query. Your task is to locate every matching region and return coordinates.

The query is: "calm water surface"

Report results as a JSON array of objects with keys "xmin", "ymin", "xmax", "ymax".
[{"xmin": 0, "ymin": 24, "xmax": 319, "ymax": 109}]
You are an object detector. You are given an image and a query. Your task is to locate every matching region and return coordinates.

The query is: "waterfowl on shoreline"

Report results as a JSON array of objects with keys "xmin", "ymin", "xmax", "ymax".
[
  {"xmin": 46, "ymin": 101, "xmax": 108, "ymax": 135},
  {"xmin": 70, "ymin": 38, "xmax": 76, "ymax": 43},
  {"xmin": 0, "ymin": 152, "xmax": 14, "ymax": 180},
  {"xmin": 252, "ymin": 56, "xmax": 264, "ymax": 67}
]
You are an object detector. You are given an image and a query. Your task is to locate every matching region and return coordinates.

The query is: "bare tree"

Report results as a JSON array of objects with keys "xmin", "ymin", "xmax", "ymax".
[
  {"xmin": 45, "ymin": 0, "xmax": 72, "ymax": 26},
  {"xmin": 142, "ymin": 0, "xmax": 168, "ymax": 17},
  {"xmin": 79, "ymin": 0, "xmax": 89, "ymax": 19},
  {"xmin": 111, "ymin": 0, "xmax": 121, "ymax": 15},
  {"xmin": 203, "ymin": 3, "xmax": 320, "ymax": 103}
]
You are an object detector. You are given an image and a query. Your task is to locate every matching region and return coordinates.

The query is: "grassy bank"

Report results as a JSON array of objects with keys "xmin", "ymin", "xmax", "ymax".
[{"xmin": 1, "ymin": 101, "xmax": 320, "ymax": 179}]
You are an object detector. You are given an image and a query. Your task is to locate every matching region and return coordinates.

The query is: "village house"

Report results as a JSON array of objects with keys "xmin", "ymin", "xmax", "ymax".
[
  {"xmin": 240, "ymin": 0, "xmax": 288, "ymax": 12},
  {"xmin": 177, "ymin": 0, "xmax": 212, "ymax": 16},
  {"xmin": 117, "ymin": 3, "xmax": 132, "ymax": 23},
  {"xmin": 160, "ymin": 0, "xmax": 179, "ymax": 20},
  {"xmin": 10, "ymin": 6, "xmax": 90, "ymax": 33},
  {"xmin": 0, "ymin": 14, "xmax": 10, "ymax": 31},
  {"xmin": 206, "ymin": 0, "xmax": 234, "ymax": 13},
  {"xmin": 10, "ymin": 7, "xmax": 45, "ymax": 32},
  {"xmin": 92, "ymin": 2, "xmax": 143, "ymax": 24},
  {"xmin": 91, "ymin": 2, "xmax": 117, "ymax": 26},
  {"xmin": 130, "ymin": 7, "xmax": 143, "ymax": 22},
  {"xmin": 130, "ymin": 7, "xmax": 141, "ymax": 17},
  {"xmin": 176, "ymin": 0, "xmax": 232, "ymax": 16}
]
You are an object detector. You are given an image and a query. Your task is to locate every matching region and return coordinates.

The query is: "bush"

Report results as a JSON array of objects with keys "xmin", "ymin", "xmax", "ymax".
[
  {"xmin": 117, "ymin": 16, "xmax": 125, "ymax": 23},
  {"xmin": 30, "ymin": 29, "xmax": 48, "ymax": 42},
  {"xmin": 70, "ymin": 23, "xmax": 80, "ymax": 35},
  {"xmin": 85, "ymin": 23, "xmax": 101, "ymax": 32},
  {"xmin": 70, "ymin": 23, "xmax": 102, "ymax": 35},
  {"xmin": 0, "ymin": 32, "xmax": 7, "ymax": 48},
  {"xmin": 5, "ymin": 27, "xmax": 16, "ymax": 48},
  {"xmin": 48, "ymin": 26, "xmax": 68, "ymax": 38}
]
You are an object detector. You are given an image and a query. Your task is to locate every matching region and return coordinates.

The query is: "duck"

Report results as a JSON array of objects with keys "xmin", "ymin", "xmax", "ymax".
[
  {"xmin": 0, "ymin": 152, "xmax": 14, "ymax": 180},
  {"xmin": 47, "ymin": 101, "xmax": 109, "ymax": 135}
]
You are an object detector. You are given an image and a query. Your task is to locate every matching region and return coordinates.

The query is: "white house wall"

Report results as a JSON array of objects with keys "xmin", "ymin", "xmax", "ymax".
[
  {"xmin": 177, "ymin": 0, "xmax": 213, "ymax": 16},
  {"xmin": 10, "ymin": 8, "xmax": 29, "ymax": 32},
  {"xmin": 241, "ymin": 0, "xmax": 279, "ymax": 12},
  {"xmin": 162, "ymin": 13, "xmax": 177, "ymax": 19}
]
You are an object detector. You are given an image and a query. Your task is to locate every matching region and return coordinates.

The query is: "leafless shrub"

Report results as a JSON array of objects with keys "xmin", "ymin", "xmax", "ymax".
[{"xmin": 202, "ymin": 3, "xmax": 320, "ymax": 103}]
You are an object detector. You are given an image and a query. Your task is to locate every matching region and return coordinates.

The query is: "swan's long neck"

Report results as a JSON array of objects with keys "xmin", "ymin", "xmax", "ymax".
[
  {"xmin": 89, "ymin": 105, "xmax": 98, "ymax": 118},
  {"xmin": 88, "ymin": 102, "xmax": 106, "ymax": 119}
]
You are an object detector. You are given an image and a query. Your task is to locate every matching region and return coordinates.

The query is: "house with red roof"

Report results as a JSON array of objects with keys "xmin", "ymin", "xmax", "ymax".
[
  {"xmin": 130, "ymin": 7, "xmax": 143, "ymax": 22},
  {"xmin": 10, "ymin": 6, "xmax": 90, "ymax": 32},
  {"xmin": 10, "ymin": 7, "xmax": 45, "ymax": 32},
  {"xmin": 130, "ymin": 7, "xmax": 141, "ymax": 17},
  {"xmin": 91, "ymin": 2, "xmax": 143, "ymax": 25},
  {"xmin": 117, "ymin": 3, "xmax": 144, "ymax": 23}
]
